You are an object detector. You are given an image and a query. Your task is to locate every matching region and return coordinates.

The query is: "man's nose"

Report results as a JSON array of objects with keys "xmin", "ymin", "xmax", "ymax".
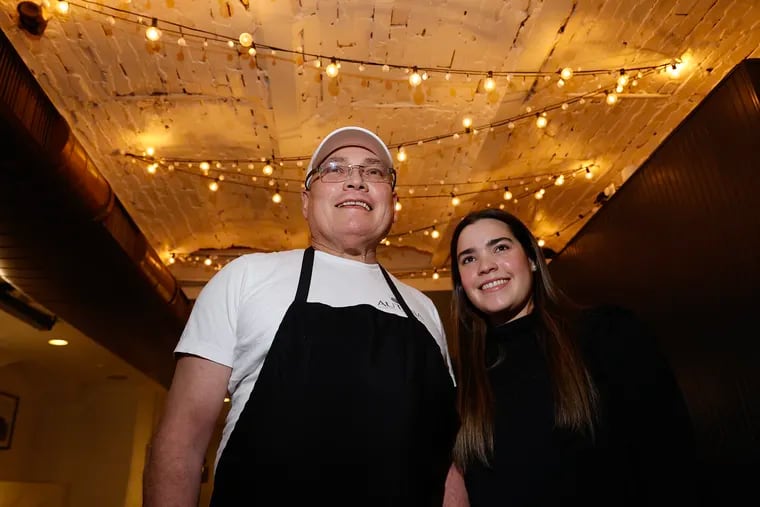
[{"xmin": 343, "ymin": 166, "xmax": 368, "ymax": 190}]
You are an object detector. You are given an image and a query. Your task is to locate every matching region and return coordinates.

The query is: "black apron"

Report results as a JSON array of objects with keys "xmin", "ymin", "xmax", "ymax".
[{"xmin": 210, "ymin": 247, "xmax": 458, "ymax": 506}]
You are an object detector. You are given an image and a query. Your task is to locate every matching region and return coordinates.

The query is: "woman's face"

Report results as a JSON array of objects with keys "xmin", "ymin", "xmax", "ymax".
[{"xmin": 455, "ymin": 218, "xmax": 535, "ymax": 325}]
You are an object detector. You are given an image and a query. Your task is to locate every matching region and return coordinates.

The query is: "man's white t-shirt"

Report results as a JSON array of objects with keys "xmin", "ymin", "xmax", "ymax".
[{"xmin": 174, "ymin": 249, "xmax": 452, "ymax": 466}]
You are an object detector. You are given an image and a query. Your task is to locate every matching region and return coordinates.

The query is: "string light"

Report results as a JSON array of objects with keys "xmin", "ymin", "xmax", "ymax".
[
  {"xmin": 409, "ymin": 66, "xmax": 422, "ymax": 87},
  {"xmin": 483, "ymin": 71, "xmax": 496, "ymax": 91},
  {"xmin": 145, "ymin": 18, "xmax": 161, "ymax": 41},
  {"xmin": 53, "ymin": 1, "xmax": 677, "ymax": 89},
  {"xmin": 239, "ymin": 32, "xmax": 253, "ymax": 47},
  {"xmin": 325, "ymin": 58, "xmax": 340, "ymax": 78}
]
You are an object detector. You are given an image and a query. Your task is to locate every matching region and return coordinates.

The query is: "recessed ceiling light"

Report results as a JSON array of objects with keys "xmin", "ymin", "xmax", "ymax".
[{"xmin": 48, "ymin": 338, "xmax": 68, "ymax": 346}]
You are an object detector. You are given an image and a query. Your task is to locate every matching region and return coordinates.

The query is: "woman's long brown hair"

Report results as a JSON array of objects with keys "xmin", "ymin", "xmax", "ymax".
[{"xmin": 449, "ymin": 209, "xmax": 598, "ymax": 469}]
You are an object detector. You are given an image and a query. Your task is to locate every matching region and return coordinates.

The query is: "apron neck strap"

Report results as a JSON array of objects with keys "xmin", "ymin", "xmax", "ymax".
[
  {"xmin": 379, "ymin": 265, "xmax": 415, "ymax": 320},
  {"xmin": 297, "ymin": 247, "xmax": 417, "ymax": 322},
  {"xmin": 295, "ymin": 247, "xmax": 316, "ymax": 303}
]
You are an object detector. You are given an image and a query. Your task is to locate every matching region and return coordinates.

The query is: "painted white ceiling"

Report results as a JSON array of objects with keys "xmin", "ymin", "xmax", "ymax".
[{"xmin": 2, "ymin": 0, "xmax": 760, "ymax": 298}]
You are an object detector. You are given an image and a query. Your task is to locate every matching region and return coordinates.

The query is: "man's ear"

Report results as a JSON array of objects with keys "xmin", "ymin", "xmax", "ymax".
[{"xmin": 301, "ymin": 189, "xmax": 310, "ymax": 219}]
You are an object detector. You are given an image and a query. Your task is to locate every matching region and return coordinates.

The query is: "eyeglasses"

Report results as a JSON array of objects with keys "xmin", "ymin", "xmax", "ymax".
[{"xmin": 308, "ymin": 161, "xmax": 396, "ymax": 188}]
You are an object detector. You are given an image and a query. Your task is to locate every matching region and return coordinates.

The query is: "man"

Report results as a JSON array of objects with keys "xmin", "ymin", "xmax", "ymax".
[{"xmin": 143, "ymin": 126, "xmax": 459, "ymax": 506}]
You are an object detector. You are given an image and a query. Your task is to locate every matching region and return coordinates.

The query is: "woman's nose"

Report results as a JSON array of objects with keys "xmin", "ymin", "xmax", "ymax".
[{"xmin": 477, "ymin": 256, "xmax": 497, "ymax": 274}]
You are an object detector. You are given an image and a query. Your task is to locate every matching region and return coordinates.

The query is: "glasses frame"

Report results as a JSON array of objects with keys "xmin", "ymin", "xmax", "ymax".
[{"xmin": 306, "ymin": 162, "xmax": 396, "ymax": 189}]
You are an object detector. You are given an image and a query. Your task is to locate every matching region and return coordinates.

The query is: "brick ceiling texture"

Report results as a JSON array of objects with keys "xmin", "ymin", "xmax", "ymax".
[{"xmin": 2, "ymin": 0, "xmax": 759, "ymax": 296}]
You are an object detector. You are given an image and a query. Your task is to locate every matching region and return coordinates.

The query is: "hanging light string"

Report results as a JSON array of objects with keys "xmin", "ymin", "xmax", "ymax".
[
  {"xmin": 61, "ymin": 0, "xmax": 680, "ymax": 84},
  {"xmin": 123, "ymin": 61, "xmax": 659, "ymax": 178},
  {"xmin": 169, "ymin": 204, "xmax": 597, "ymax": 280},
  {"xmin": 125, "ymin": 151, "xmax": 595, "ymax": 196}
]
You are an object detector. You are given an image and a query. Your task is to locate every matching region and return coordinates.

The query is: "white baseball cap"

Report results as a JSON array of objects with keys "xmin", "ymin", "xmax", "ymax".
[{"xmin": 305, "ymin": 126, "xmax": 394, "ymax": 189}]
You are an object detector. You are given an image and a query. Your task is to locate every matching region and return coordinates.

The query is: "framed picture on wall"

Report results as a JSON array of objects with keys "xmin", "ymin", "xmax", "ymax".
[{"xmin": 0, "ymin": 392, "xmax": 20, "ymax": 450}]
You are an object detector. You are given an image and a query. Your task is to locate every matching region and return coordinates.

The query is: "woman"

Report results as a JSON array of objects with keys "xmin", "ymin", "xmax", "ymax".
[{"xmin": 444, "ymin": 209, "xmax": 698, "ymax": 507}]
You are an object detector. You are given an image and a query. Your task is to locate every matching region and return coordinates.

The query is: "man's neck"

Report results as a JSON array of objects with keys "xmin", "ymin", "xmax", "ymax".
[{"xmin": 310, "ymin": 239, "xmax": 378, "ymax": 264}]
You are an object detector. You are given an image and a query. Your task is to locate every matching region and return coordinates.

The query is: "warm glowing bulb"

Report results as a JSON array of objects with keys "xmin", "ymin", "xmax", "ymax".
[
  {"xmin": 168, "ymin": 254, "xmax": 176, "ymax": 265},
  {"xmin": 325, "ymin": 59, "xmax": 340, "ymax": 78},
  {"xmin": 667, "ymin": 62, "xmax": 681, "ymax": 78},
  {"xmin": 503, "ymin": 188, "xmax": 513, "ymax": 200},
  {"xmin": 55, "ymin": 1, "xmax": 69, "ymax": 15},
  {"xmin": 262, "ymin": 163, "xmax": 273, "ymax": 176},
  {"xmin": 146, "ymin": 19, "xmax": 162, "ymax": 41},
  {"xmin": 462, "ymin": 117, "xmax": 473, "ymax": 129},
  {"xmin": 146, "ymin": 146, "xmax": 155, "ymax": 156},
  {"xmin": 538, "ymin": 239, "xmax": 546, "ymax": 247},
  {"xmin": 585, "ymin": 168, "xmax": 593, "ymax": 179},
  {"xmin": 484, "ymin": 71, "xmax": 496, "ymax": 91},
  {"xmin": 272, "ymin": 191, "xmax": 282, "ymax": 203},
  {"xmin": 560, "ymin": 67, "xmax": 573, "ymax": 80},
  {"xmin": 395, "ymin": 201, "xmax": 402, "ymax": 211},
  {"xmin": 451, "ymin": 195, "xmax": 461, "ymax": 206},
  {"xmin": 204, "ymin": 257, "xmax": 213, "ymax": 266},
  {"xmin": 147, "ymin": 163, "xmax": 158, "ymax": 174},
  {"xmin": 409, "ymin": 69, "xmax": 422, "ymax": 87},
  {"xmin": 617, "ymin": 73, "xmax": 629, "ymax": 87},
  {"xmin": 606, "ymin": 92, "xmax": 618, "ymax": 105},
  {"xmin": 248, "ymin": 47, "xmax": 257, "ymax": 56},
  {"xmin": 536, "ymin": 115, "xmax": 548, "ymax": 128},
  {"xmin": 431, "ymin": 228, "xmax": 440, "ymax": 239},
  {"xmin": 177, "ymin": 37, "xmax": 187, "ymax": 46},
  {"xmin": 146, "ymin": 26, "xmax": 161, "ymax": 41},
  {"xmin": 48, "ymin": 338, "xmax": 68, "ymax": 346},
  {"xmin": 554, "ymin": 175, "xmax": 565, "ymax": 186},
  {"xmin": 397, "ymin": 148, "xmax": 407, "ymax": 162},
  {"xmin": 557, "ymin": 78, "xmax": 565, "ymax": 88},
  {"xmin": 239, "ymin": 32, "xmax": 253, "ymax": 47},
  {"xmin": 209, "ymin": 181, "xmax": 219, "ymax": 191},
  {"xmin": 200, "ymin": 161, "xmax": 210, "ymax": 172},
  {"xmin": 432, "ymin": 271, "xmax": 440, "ymax": 280},
  {"xmin": 534, "ymin": 190, "xmax": 544, "ymax": 200}
]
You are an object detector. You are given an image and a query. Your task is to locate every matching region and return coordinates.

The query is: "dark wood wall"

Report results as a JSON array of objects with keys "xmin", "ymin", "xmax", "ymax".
[{"xmin": 547, "ymin": 59, "xmax": 760, "ymax": 504}]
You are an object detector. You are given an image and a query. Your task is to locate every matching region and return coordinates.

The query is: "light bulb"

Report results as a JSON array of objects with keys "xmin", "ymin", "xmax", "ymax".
[
  {"xmin": 409, "ymin": 67, "xmax": 422, "ymax": 87},
  {"xmin": 272, "ymin": 191, "xmax": 282, "ymax": 203},
  {"xmin": 325, "ymin": 59, "xmax": 339, "ymax": 78},
  {"xmin": 55, "ymin": 1, "xmax": 69, "ymax": 15},
  {"xmin": 146, "ymin": 147, "xmax": 155, "ymax": 156},
  {"xmin": 484, "ymin": 71, "xmax": 496, "ymax": 91},
  {"xmin": 560, "ymin": 67, "xmax": 573, "ymax": 80},
  {"xmin": 538, "ymin": 239, "xmax": 546, "ymax": 247},
  {"xmin": 395, "ymin": 201, "xmax": 402, "ymax": 211},
  {"xmin": 48, "ymin": 338, "xmax": 68, "ymax": 346},
  {"xmin": 262, "ymin": 162, "xmax": 273, "ymax": 175},
  {"xmin": 451, "ymin": 194, "xmax": 461, "ymax": 206},
  {"xmin": 536, "ymin": 115, "xmax": 548, "ymax": 128},
  {"xmin": 503, "ymin": 187, "xmax": 513, "ymax": 200},
  {"xmin": 431, "ymin": 228, "xmax": 440, "ymax": 239},
  {"xmin": 606, "ymin": 92, "xmax": 618, "ymax": 105},
  {"xmin": 145, "ymin": 19, "xmax": 161, "ymax": 41},
  {"xmin": 199, "ymin": 161, "xmax": 210, "ymax": 172},
  {"xmin": 209, "ymin": 181, "xmax": 219, "ymax": 191},
  {"xmin": 248, "ymin": 47, "xmax": 257, "ymax": 56},
  {"xmin": 462, "ymin": 117, "xmax": 473, "ymax": 129},
  {"xmin": 239, "ymin": 32, "xmax": 253, "ymax": 47},
  {"xmin": 397, "ymin": 148, "xmax": 407, "ymax": 162}
]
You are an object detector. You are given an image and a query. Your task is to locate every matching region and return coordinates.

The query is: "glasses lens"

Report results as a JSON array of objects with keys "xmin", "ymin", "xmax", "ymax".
[{"xmin": 318, "ymin": 164, "xmax": 392, "ymax": 184}]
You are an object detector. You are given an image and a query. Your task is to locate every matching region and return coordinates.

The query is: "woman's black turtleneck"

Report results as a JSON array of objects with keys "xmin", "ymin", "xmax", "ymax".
[{"xmin": 463, "ymin": 306, "xmax": 698, "ymax": 507}]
